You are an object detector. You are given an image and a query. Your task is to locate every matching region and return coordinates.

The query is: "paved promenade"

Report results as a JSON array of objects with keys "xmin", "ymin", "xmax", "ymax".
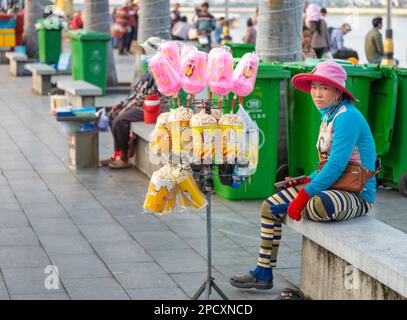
[{"xmin": 0, "ymin": 54, "xmax": 405, "ymax": 300}]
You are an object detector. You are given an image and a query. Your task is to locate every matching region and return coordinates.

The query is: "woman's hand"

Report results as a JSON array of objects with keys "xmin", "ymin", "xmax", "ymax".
[{"xmin": 287, "ymin": 189, "xmax": 312, "ymax": 221}]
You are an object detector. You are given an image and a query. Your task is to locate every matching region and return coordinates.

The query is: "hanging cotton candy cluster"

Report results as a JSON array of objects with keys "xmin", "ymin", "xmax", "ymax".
[{"xmin": 149, "ymin": 41, "xmax": 260, "ymax": 99}]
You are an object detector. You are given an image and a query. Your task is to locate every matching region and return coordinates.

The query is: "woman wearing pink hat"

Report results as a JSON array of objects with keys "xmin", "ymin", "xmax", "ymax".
[{"xmin": 230, "ymin": 61, "xmax": 378, "ymax": 298}]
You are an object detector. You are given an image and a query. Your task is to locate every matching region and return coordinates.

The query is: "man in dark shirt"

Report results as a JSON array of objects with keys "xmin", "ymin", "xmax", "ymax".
[{"xmin": 196, "ymin": 2, "xmax": 215, "ymax": 51}]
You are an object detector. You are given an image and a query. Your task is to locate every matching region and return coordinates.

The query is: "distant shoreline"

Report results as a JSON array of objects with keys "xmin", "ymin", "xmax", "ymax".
[{"xmin": 180, "ymin": 7, "xmax": 407, "ymax": 16}]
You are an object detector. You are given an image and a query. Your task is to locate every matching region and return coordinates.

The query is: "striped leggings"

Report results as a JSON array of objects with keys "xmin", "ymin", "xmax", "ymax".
[{"xmin": 258, "ymin": 185, "xmax": 373, "ymax": 269}]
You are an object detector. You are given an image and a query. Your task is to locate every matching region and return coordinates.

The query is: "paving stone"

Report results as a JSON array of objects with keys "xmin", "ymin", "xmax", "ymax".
[
  {"xmin": 50, "ymin": 254, "xmax": 112, "ymax": 279},
  {"xmin": 0, "ymin": 211, "xmax": 29, "ymax": 228},
  {"xmin": 38, "ymin": 235, "xmax": 94, "ymax": 255},
  {"xmin": 68, "ymin": 209, "xmax": 117, "ymax": 226},
  {"xmin": 10, "ymin": 293, "xmax": 70, "ymax": 300},
  {"xmin": 2, "ymin": 267, "xmax": 66, "ymax": 295},
  {"xmin": 127, "ymin": 287, "xmax": 189, "ymax": 300},
  {"xmin": 62, "ymin": 277, "xmax": 129, "ymax": 300},
  {"xmin": 78, "ymin": 224, "xmax": 133, "ymax": 243},
  {"xmin": 130, "ymin": 231, "xmax": 190, "ymax": 251},
  {"xmin": 92, "ymin": 240, "xmax": 152, "ymax": 264},
  {"xmin": 109, "ymin": 262, "xmax": 178, "ymax": 290},
  {"xmin": 29, "ymin": 217, "xmax": 80, "ymax": 236},
  {"xmin": 116, "ymin": 214, "xmax": 170, "ymax": 232},
  {"xmin": 0, "ymin": 227, "xmax": 39, "ymax": 246},
  {"xmin": 0, "ymin": 246, "xmax": 50, "ymax": 269},
  {"xmin": 147, "ymin": 249, "xmax": 207, "ymax": 274}
]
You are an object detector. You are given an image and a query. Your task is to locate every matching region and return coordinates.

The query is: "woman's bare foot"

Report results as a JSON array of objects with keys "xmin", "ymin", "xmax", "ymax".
[
  {"xmin": 100, "ymin": 157, "xmax": 115, "ymax": 166},
  {"xmin": 108, "ymin": 159, "xmax": 132, "ymax": 169}
]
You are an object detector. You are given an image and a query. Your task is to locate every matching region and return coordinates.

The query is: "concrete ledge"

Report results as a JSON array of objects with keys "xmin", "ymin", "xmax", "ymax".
[
  {"xmin": 5, "ymin": 52, "xmax": 28, "ymax": 62},
  {"xmin": 0, "ymin": 47, "xmax": 9, "ymax": 64},
  {"xmin": 25, "ymin": 63, "xmax": 57, "ymax": 95},
  {"xmin": 25, "ymin": 63, "xmax": 56, "ymax": 76},
  {"xmin": 130, "ymin": 121, "xmax": 161, "ymax": 177},
  {"xmin": 56, "ymin": 80, "xmax": 102, "ymax": 107},
  {"xmin": 5, "ymin": 52, "xmax": 30, "ymax": 77},
  {"xmin": 57, "ymin": 80, "xmax": 102, "ymax": 96},
  {"xmin": 285, "ymin": 216, "xmax": 407, "ymax": 299}
]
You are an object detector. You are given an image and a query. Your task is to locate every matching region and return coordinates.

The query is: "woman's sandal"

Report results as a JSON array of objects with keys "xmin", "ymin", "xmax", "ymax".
[
  {"xmin": 277, "ymin": 288, "xmax": 305, "ymax": 300},
  {"xmin": 108, "ymin": 159, "xmax": 132, "ymax": 169}
]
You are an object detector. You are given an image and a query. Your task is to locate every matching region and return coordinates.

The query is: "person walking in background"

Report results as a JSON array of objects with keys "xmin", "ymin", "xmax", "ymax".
[
  {"xmin": 111, "ymin": 7, "xmax": 119, "ymax": 49},
  {"xmin": 213, "ymin": 17, "xmax": 225, "ymax": 45},
  {"xmin": 242, "ymin": 18, "xmax": 256, "ymax": 44},
  {"xmin": 116, "ymin": 3, "xmax": 131, "ymax": 55},
  {"xmin": 126, "ymin": 1, "xmax": 138, "ymax": 53},
  {"xmin": 330, "ymin": 23, "xmax": 359, "ymax": 60},
  {"xmin": 170, "ymin": 3, "xmax": 181, "ymax": 28},
  {"xmin": 171, "ymin": 16, "xmax": 190, "ymax": 41},
  {"xmin": 365, "ymin": 17, "xmax": 384, "ymax": 64},
  {"xmin": 320, "ymin": 7, "xmax": 327, "ymax": 20},
  {"xmin": 71, "ymin": 10, "xmax": 83, "ymax": 30},
  {"xmin": 301, "ymin": 29, "xmax": 316, "ymax": 60},
  {"xmin": 196, "ymin": 2, "xmax": 216, "ymax": 51},
  {"xmin": 305, "ymin": 4, "xmax": 329, "ymax": 59}
]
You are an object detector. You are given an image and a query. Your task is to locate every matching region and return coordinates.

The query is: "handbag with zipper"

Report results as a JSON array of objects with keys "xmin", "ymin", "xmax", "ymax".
[{"xmin": 317, "ymin": 159, "xmax": 379, "ymax": 193}]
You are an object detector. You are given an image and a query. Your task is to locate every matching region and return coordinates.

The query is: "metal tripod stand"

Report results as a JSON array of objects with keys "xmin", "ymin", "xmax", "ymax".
[{"xmin": 191, "ymin": 165, "xmax": 228, "ymax": 300}]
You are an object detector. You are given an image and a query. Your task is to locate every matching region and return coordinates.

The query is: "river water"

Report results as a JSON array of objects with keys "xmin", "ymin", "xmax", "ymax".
[{"xmin": 185, "ymin": 12, "xmax": 407, "ymax": 66}]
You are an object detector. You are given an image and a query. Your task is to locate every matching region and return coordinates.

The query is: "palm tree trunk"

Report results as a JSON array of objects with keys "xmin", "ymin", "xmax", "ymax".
[
  {"xmin": 256, "ymin": 0, "xmax": 303, "ymax": 62},
  {"xmin": 84, "ymin": 0, "xmax": 118, "ymax": 86},
  {"xmin": 256, "ymin": 0, "xmax": 303, "ymax": 180},
  {"xmin": 23, "ymin": 0, "xmax": 44, "ymax": 58},
  {"xmin": 132, "ymin": 0, "xmax": 170, "ymax": 85}
]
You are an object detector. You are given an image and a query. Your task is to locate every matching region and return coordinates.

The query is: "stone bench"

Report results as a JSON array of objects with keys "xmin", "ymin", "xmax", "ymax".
[
  {"xmin": 56, "ymin": 80, "xmax": 102, "ymax": 108},
  {"xmin": 5, "ymin": 52, "xmax": 31, "ymax": 76},
  {"xmin": 285, "ymin": 215, "xmax": 407, "ymax": 300},
  {"xmin": 0, "ymin": 47, "xmax": 9, "ymax": 64},
  {"xmin": 25, "ymin": 63, "xmax": 56, "ymax": 95},
  {"xmin": 131, "ymin": 121, "xmax": 162, "ymax": 176}
]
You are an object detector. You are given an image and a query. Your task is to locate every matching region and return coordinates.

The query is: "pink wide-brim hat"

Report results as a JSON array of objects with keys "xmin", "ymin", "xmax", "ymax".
[{"xmin": 291, "ymin": 60, "xmax": 358, "ymax": 102}]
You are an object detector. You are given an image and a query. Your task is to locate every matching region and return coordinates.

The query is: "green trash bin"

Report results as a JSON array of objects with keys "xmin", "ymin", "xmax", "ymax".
[
  {"xmin": 379, "ymin": 68, "xmax": 407, "ymax": 196},
  {"xmin": 285, "ymin": 59, "xmax": 382, "ymax": 178},
  {"xmin": 225, "ymin": 42, "xmax": 255, "ymax": 58},
  {"xmin": 36, "ymin": 18, "xmax": 63, "ymax": 65},
  {"xmin": 68, "ymin": 30, "xmax": 110, "ymax": 94},
  {"xmin": 368, "ymin": 64, "xmax": 398, "ymax": 156},
  {"xmin": 213, "ymin": 61, "xmax": 291, "ymax": 200}
]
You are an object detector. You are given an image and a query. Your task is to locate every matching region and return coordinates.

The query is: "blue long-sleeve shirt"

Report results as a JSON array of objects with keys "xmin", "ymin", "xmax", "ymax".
[
  {"xmin": 330, "ymin": 28, "xmax": 346, "ymax": 54},
  {"xmin": 305, "ymin": 101, "xmax": 377, "ymax": 204}
]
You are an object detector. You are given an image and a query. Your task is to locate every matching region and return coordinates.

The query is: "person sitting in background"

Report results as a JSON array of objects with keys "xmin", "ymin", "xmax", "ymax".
[
  {"xmin": 213, "ymin": 17, "xmax": 225, "ymax": 45},
  {"xmin": 172, "ymin": 16, "xmax": 190, "ymax": 41},
  {"xmin": 301, "ymin": 29, "xmax": 316, "ymax": 60},
  {"xmin": 71, "ymin": 10, "xmax": 83, "ymax": 30},
  {"xmin": 101, "ymin": 37, "xmax": 169, "ymax": 169},
  {"xmin": 330, "ymin": 23, "xmax": 359, "ymax": 60},
  {"xmin": 365, "ymin": 17, "xmax": 384, "ymax": 64},
  {"xmin": 242, "ymin": 18, "xmax": 256, "ymax": 44}
]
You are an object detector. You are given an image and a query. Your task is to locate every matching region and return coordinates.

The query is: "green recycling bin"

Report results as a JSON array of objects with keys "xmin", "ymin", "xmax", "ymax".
[
  {"xmin": 285, "ymin": 59, "xmax": 382, "ymax": 178},
  {"xmin": 379, "ymin": 68, "xmax": 407, "ymax": 196},
  {"xmin": 368, "ymin": 64, "xmax": 398, "ymax": 156},
  {"xmin": 68, "ymin": 30, "xmax": 110, "ymax": 94},
  {"xmin": 213, "ymin": 61, "xmax": 291, "ymax": 200},
  {"xmin": 225, "ymin": 42, "xmax": 255, "ymax": 58},
  {"xmin": 36, "ymin": 18, "xmax": 63, "ymax": 65}
]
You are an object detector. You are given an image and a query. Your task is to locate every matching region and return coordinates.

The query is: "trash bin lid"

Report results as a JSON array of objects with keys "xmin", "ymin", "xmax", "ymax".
[
  {"xmin": 226, "ymin": 42, "xmax": 255, "ymax": 49},
  {"xmin": 397, "ymin": 68, "xmax": 407, "ymax": 76},
  {"xmin": 67, "ymin": 30, "xmax": 111, "ymax": 41},
  {"xmin": 233, "ymin": 58, "xmax": 290, "ymax": 79},
  {"xmin": 35, "ymin": 18, "xmax": 63, "ymax": 30},
  {"xmin": 284, "ymin": 59, "xmax": 381, "ymax": 79}
]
